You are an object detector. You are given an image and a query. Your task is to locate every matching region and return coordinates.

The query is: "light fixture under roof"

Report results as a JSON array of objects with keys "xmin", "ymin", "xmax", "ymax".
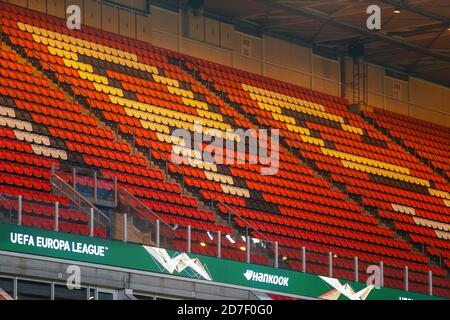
[
  {"xmin": 226, "ymin": 234, "xmax": 235, "ymax": 244},
  {"xmin": 200, "ymin": 242, "xmax": 206, "ymax": 247},
  {"xmin": 240, "ymin": 246, "xmax": 246, "ymax": 251},
  {"xmin": 393, "ymin": 7, "xmax": 401, "ymax": 14}
]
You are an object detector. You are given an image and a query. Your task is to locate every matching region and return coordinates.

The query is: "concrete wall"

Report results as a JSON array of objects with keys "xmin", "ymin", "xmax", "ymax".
[
  {"xmin": 101, "ymin": 3, "xmax": 119, "ymax": 34},
  {"xmin": 151, "ymin": 5, "xmax": 179, "ymax": 51},
  {"xmin": 46, "ymin": 0, "xmax": 65, "ymax": 18},
  {"xmin": 84, "ymin": 0, "xmax": 101, "ymax": 29},
  {"xmin": 2, "ymin": 0, "xmax": 449, "ymax": 127}
]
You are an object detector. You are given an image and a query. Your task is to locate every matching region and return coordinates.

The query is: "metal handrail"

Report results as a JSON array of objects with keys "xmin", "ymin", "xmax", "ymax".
[
  {"xmin": 50, "ymin": 174, "xmax": 109, "ymax": 226},
  {"xmin": 0, "ymin": 194, "xmax": 13, "ymax": 208},
  {"xmin": 214, "ymin": 199, "xmax": 270, "ymax": 242},
  {"xmin": 124, "ymin": 124, "xmax": 269, "ymax": 242},
  {"xmin": 54, "ymin": 163, "xmax": 116, "ymax": 200},
  {"xmin": 117, "ymin": 187, "xmax": 175, "ymax": 231},
  {"xmin": 1, "ymin": 29, "xmax": 439, "ymax": 297},
  {"xmin": 25, "ymin": 50, "xmax": 175, "ymax": 232},
  {"xmin": 25, "ymin": 49, "xmax": 188, "ymax": 197},
  {"xmin": 0, "ymin": 194, "xmax": 14, "ymax": 220},
  {"xmin": 25, "ymin": 49, "xmax": 186, "ymax": 192}
]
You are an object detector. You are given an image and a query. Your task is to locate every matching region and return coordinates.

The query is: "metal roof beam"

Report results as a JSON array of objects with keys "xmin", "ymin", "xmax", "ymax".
[
  {"xmin": 255, "ymin": 0, "xmax": 450, "ymax": 63},
  {"xmin": 380, "ymin": 0, "xmax": 450, "ymax": 25}
]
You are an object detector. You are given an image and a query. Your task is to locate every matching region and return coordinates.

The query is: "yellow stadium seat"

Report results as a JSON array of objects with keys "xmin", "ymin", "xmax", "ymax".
[
  {"xmin": 59, "ymin": 34, "xmax": 68, "ymax": 44},
  {"xmin": 53, "ymin": 40, "xmax": 62, "ymax": 49},
  {"xmin": 31, "ymin": 25, "xmax": 40, "ymax": 35},
  {"xmin": 52, "ymin": 32, "xmax": 61, "ymax": 41},
  {"xmin": 31, "ymin": 35, "xmax": 41, "ymax": 44}
]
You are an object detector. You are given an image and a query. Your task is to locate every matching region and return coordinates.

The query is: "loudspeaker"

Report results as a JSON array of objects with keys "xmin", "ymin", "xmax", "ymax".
[{"xmin": 349, "ymin": 43, "xmax": 365, "ymax": 59}]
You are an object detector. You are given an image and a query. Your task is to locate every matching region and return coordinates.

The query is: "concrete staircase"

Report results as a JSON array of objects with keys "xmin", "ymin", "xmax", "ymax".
[
  {"xmin": 4, "ymin": 39, "xmax": 247, "ymax": 243},
  {"xmin": 362, "ymin": 112, "xmax": 449, "ymax": 183},
  {"xmin": 180, "ymin": 59, "xmax": 446, "ymax": 271}
]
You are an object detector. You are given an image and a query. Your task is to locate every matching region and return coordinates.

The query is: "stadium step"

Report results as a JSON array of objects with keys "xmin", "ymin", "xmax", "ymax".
[
  {"xmin": 379, "ymin": 217, "xmax": 447, "ymax": 270},
  {"xmin": 5, "ymin": 38, "xmax": 244, "ymax": 242},
  {"xmin": 362, "ymin": 111, "xmax": 449, "ymax": 182},
  {"xmin": 1, "ymin": 0, "xmax": 447, "ymax": 291},
  {"xmin": 359, "ymin": 112, "xmax": 450, "ymax": 266},
  {"xmin": 177, "ymin": 57, "xmax": 441, "ymax": 274}
]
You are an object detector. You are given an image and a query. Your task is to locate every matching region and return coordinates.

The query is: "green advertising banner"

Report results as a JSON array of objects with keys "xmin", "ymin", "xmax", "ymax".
[{"xmin": 0, "ymin": 223, "xmax": 444, "ymax": 300}]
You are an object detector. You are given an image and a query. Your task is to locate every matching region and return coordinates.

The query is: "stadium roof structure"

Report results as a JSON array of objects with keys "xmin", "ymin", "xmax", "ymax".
[{"xmin": 170, "ymin": 0, "xmax": 450, "ymax": 86}]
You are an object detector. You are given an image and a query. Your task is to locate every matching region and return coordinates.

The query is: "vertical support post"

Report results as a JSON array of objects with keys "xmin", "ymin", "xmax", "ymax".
[
  {"xmin": 89, "ymin": 208, "xmax": 94, "ymax": 237},
  {"xmin": 355, "ymin": 256, "xmax": 359, "ymax": 282},
  {"xmin": 217, "ymin": 231, "xmax": 221, "ymax": 259},
  {"xmin": 302, "ymin": 247, "xmax": 306, "ymax": 273},
  {"xmin": 261, "ymin": 35, "xmax": 266, "ymax": 76},
  {"xmin": 13, "ymin": 277, "xmax": 17, "ymax": 301},
  {"xmin": 72, "ymin": 167, "xmax": 77, "ymax": 190},
  {"xmin": 54, "ymin": 202, "xmax": 59, "ymax": 232},
  {"xmin": 181, "ymin": 174, "xmax": 184, "ymax": 196},
  {"xmin": 178, "ymin": 7, "xmax": 183, "ymax": 52},
  {"xmin": 93, "ymin": 172, "xmax": 98, "ymax": 202},
  {"xmin": 187, "ymin": 225, "xmax": 192, "ymax": 253},
  {"xmin": 310, "ymin": 50, "xmax": 314, "ymax": 90},
  {"xmin": 328, "ymin": 252, "xmax": 333, "ymax": 277},
  {"xmin": 274, "ymin": 241, "xmax": 279, "ymax": 269},
  {"xmin": 123, "ymin": 214, "xmax": 128, "ymax": 243},
  {"xmin": 51, "ymin": 163, "xmax": 55, "ymax": 175},
  {"xmin": 246, "ymin": 236, "xmax": 251, "ymax": 264},
  {"xmin": 428, "ymin": 271, "xmax": 433, "ymax": 296},
  {"xmin": 50, "ymin": 282, "xmax": 55, "ymax": 301},
  {"xmin": 165, "ymin": 160, "xmax": 168, "ymax": 180},
  {"xmin": 114, "ymin": 177, "xmax": 118, "ymax": 206},
  {"xmin": 404, "ymin": 266, "xmax": 409, "ymax": 292},
  {"xmin": 156, "ymin": 219, "xmax": 160, "ymax": 248},
  {"xmin": 340, "ymin": 55, "xmax": 346, "ymax": 98},
  {"xmin": 380, "ymin": 261, "xmax": 384, "ymax": 287},
  {"xmin": 18, "ymin": 196, "xmax": 22, "ymax": 226}
]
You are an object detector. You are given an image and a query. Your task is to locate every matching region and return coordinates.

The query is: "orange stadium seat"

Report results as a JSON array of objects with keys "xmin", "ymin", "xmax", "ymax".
[{"xmin": 0, "ymin": 1, "xmax": 449, "ymax": 298}]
